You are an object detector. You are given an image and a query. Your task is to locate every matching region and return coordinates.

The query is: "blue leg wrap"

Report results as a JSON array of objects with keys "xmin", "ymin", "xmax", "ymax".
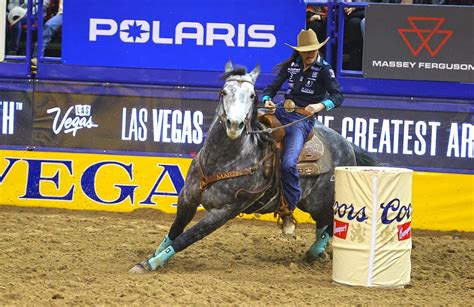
[
  {"xmin": 155, "ymin": 235, "xmax": 173, "ymax": 256},
  {"xmin": 148, "ymin": 246, "xmax": 175, "ymax": 270},
  {"xmin": 307, "ymin": 225, "xmax": 331, "ymax": 258}
]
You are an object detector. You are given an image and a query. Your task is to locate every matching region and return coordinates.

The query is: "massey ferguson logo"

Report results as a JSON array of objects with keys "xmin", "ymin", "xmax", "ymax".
[
  {"xmin": 398, "ymin": 17, "xmax": 453, "ymax": 57},
  {"xmin": 334, "ymin": 219, "xmax": 349, "ymax": 239},
  {"xmin": 397, "ymin": 221, "xmax": 411, "ymax": 241},
  {"xmin": 47, "ymin": 105, "xmax": 98, "ymax": 136}
]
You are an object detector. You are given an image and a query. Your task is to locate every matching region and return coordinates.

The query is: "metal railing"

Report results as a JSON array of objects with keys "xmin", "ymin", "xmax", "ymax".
[
  {"xmin": 0, "ymin": 0, "xmax": 472, "ymax": 101},
  {"xmin": 1, "ymin": 0, "xmax": 34, "ymax": 78}
]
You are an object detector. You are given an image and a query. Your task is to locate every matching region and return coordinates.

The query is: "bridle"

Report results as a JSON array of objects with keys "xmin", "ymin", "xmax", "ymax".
[
  {"xmin": 218, "ymin": 78, "xmax": 315, "ymax": 136},
  {"xmin": 217, "ymin": 77, "xmax": 256, "ymax": 133}
]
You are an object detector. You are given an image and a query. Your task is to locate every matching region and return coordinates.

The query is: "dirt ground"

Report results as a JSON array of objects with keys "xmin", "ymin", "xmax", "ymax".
[{"xmin": 0, "ymin": 206, "xmax": 472, "ymax": 306}]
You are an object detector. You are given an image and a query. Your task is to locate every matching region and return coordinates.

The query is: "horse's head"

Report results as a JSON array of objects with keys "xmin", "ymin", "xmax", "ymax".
[{"xmin": 218, "ymin": 61, "xmax": 260, "ymax": 140}]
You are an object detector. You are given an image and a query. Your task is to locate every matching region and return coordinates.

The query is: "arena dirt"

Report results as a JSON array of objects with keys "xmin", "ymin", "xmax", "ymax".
[{"xmin": 0, "ymin": 206, "xmax": 472, "ymax": 306}]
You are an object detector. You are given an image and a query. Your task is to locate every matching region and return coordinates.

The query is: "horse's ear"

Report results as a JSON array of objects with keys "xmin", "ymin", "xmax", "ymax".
[
  {"xmin": 248, "ymin": 64, "xmax": 261, "ymax": 84},
  {"xmin": 225, "ymin": 60, "xmax": 233, "ymax": 73}
]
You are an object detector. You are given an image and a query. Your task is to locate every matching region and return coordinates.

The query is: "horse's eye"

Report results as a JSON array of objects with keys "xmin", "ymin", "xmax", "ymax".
[
  {"xmin": 250, "ymin": 93, "xmax": 255, "ymax": 99},
  {"xmin": 221, "ymin": 90, "xmax": 228, "ymax": 96}
]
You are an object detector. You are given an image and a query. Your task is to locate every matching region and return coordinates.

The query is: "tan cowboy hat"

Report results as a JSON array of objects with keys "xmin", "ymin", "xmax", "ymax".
[{"xmin": 285, "ymin": 29, "xmax": 330, "ymax": 52}]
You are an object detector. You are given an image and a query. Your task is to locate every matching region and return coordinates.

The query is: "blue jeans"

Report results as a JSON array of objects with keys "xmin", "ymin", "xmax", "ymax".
[
  {"xmin": 7, "ymin": 18, "xmax": 26, "ymax": 54},
  {"xmin": 34, "ymin": 13, "xmax": 62, "ymax": 57},
  {"xmin": 275, "ymin": 103, "xmax": 314, "ymax": 211}
]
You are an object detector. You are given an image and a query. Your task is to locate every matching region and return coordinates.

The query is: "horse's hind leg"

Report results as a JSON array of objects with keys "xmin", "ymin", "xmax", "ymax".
[
  {"xmin": 306, "ymin": 211, "xmax": 333, "ymax": 261},
  {"xmin": 304, "ymin": 174, "xmax": 334, "ymax": 261}
]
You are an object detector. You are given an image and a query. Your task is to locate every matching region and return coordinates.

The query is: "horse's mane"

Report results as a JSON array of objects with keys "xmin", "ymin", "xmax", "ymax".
[{"xmin": 220, "ymin": 66, "xmax": 248, "ymax": 80}]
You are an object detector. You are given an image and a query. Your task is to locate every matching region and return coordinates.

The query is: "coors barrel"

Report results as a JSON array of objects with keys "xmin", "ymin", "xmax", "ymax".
[{"xmin": 332, "ymin": 166, "xmax": 413, "ymax": 287}]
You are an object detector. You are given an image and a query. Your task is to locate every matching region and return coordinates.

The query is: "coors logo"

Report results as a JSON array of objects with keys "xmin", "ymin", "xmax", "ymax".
[
  {"xmin": 397, "ymin": 221, "xmax": 411, "ymax": 241},
  {"xmin": 334, "ymin": 219, "xmax": 349, "ymax": 239}
]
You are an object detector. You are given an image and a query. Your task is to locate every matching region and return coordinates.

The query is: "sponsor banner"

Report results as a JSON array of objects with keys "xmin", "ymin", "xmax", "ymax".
[
  {"xmin": 32, "ymin": 91, "xmax": 213, "ymax": 155},
  {"xmin": 0, "ymin": 149, "xmax": 473, "ymax": 231},
  {"xmin": 0, "ymin": 149, "xmax": 191, "ymax": 212},
  {"xmin": 332, "ymin": 167, "xmax": 413, "ymax": 287},
  {"xmin": 0, "ymin": 91, "xmax": 33, "ymax": 145},
  {"xmin": 363, "ymin": 4, "xmax": 474, "ymax": 83},
  {"xmin": 62, "ymin": 0, "xmax": 305, "ymax": 73},
  {"xmin": 31, "ymin": 91, "xmax": 473, "ymax": 173},
  {"xmin": 411, "ymin": 171, "xmax": 473, "ymax": 232},
  {"xmin": 319, "ymin": 106, "xmax": 473, "ymax": 173}
]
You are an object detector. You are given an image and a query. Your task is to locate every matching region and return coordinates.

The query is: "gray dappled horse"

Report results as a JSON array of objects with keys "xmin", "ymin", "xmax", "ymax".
[{"xmin": 129, "ymin": 62, "xmax": 379, "ymax": 273}]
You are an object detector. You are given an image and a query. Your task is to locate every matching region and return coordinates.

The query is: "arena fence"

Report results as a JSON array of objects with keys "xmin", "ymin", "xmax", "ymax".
[{"xmin": 0, "ymin": 0, "xmax": 472, "ymax": 231}]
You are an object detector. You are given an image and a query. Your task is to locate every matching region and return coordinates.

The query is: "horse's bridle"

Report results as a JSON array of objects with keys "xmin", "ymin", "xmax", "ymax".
[{"xmin": 217, "ymin": 77, "xmax": 256, "ymax": 133}]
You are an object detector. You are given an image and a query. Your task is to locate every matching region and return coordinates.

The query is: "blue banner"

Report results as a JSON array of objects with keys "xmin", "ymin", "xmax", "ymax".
[{"xmin": 62, "ymin": 0, "xmax": 306, "ymax": 73}]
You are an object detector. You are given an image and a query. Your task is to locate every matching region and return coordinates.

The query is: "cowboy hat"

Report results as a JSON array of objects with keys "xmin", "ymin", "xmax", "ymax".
[
  {"xmin": 8, "ymin": 6, "xmax": 27, "ymax": 26},
  {"xmin": 285, "ymin": 29, "xmax": 330, "ymax": 52}
]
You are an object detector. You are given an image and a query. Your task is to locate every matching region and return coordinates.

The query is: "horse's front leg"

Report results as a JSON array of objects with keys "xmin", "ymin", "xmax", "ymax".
[
  {"xmin": 153, "ymin": 161, "xmax": 205, "ymax": 253},
  {"xmin": 142, "ymin": 192, "xmax": 200, "ymax": 263},
  {"xmin": 130, "ymin": 204, "xmax": 239, "ymax": 273}
]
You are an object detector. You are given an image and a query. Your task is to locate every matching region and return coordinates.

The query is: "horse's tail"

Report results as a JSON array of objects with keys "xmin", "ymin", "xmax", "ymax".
[{"xmin": 351, "ymin": 143, "xmax": 381, "ymax": 166}]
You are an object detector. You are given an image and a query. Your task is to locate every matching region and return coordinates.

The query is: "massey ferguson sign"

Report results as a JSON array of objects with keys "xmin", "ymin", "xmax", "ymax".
[{"xmin": 363, "ymin": 4, "xmax": 474, "ymax": 83}]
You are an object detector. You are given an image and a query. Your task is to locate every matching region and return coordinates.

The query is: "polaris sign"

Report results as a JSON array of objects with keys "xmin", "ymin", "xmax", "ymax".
[{"xmin": 62, "ymin": 0, "xmax": 305, "ymax": 73}]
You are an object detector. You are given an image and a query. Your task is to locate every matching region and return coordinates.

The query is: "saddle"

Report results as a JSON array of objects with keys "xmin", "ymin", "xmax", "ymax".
[
  {"xmin": 258, "ymin": 114, "xmax": 332, "ymax": 177},
  {"xmin": 248, "ymin": 114, "xmax": 332, "ymax": 220}
]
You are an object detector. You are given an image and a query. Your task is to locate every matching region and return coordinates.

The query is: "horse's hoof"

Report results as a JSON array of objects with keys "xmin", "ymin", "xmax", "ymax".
[
  {"xmin": 281, "ymin": 216, "xmax": 296, "ymax": 236},
  {"xmin": 304, "ymin": 250, "xmax": 329, "ymax": 263},
  {"xmin": 128, "ymin": 260, "xmax": 153, "ymax": 274},
  {"xmin": 128, "ymin": 265, "xmax": 148, "ymax": 274}
]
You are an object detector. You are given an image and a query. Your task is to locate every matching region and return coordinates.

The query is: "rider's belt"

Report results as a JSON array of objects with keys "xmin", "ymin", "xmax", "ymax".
[{"xmin": 284, "ymin": 99, "xmax": 309, "ymax": 116}]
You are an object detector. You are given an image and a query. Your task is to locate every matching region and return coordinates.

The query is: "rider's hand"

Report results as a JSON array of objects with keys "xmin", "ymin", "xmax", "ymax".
[
  {"xmin": 305, "ymin": 103, "xmax": 325, "ymax": 115},
  {"xmin": 264, "ymin": 99, "xmax": 276, "ymax": 114}
]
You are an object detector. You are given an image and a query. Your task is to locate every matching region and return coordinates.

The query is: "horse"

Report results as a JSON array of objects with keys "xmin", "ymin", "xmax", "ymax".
[{"xmin": 129, "ymin": 61, "xmax": 379, "ymax": 273}]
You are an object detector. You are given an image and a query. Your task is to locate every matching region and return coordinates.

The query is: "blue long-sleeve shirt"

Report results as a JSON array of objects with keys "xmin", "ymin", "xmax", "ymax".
[{"xmin": 262, "ymin": 55, "xmax": 343, "ymax": 110}]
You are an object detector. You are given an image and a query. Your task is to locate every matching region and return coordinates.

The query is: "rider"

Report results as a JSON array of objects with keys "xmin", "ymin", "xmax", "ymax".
[{"xmin": 262, "ymin": 29, "xmax": 343, "ymax": 235}]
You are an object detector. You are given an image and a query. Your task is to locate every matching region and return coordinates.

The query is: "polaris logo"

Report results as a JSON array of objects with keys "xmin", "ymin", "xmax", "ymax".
[{"xmin": 89, "ymin": 18, "xmax": 276, "ymax": 48}]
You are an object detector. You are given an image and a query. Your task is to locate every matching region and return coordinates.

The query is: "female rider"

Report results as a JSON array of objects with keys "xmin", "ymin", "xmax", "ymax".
[{"xmin": 262, "ymin": 29, "xmax": 343, "ymax": 235}]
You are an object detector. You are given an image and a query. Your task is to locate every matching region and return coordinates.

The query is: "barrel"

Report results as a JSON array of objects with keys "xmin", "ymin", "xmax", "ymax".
[{"xmin": 332, "ymin": 166, "xmax": 413, "ymax": 287}]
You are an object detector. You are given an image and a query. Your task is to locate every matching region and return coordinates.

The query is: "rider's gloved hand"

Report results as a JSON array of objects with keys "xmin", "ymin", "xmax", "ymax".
[{"xmin": 263, "ymin": 97, "xmax": 276, "ymax": 114}]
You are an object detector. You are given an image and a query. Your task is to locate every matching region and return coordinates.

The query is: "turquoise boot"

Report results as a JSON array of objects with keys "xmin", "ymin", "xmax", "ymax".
[
  {"xmin": 306, "ymin": 225, "xmax": 331, "ymax": 261},
  {"xmin": 147, "ymin": 246, "xmax": 176, "ymax": 270},
  {"xmin": 155, "ymin": 235, "xmax": 173, "ymax": 256},
  {"xmin": 129, "ymin": 238, "xmax": 175, "ymax": 273}
]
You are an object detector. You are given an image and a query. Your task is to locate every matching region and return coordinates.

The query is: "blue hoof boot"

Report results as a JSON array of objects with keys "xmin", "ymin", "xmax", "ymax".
[
  {"xmin": 147, "ymin": 246, "xmax": 176, "ymax": 270},
  {"xmin": 305, "ymin": 226, "xmax": 331, "ymax": 262},
  {"xmin": 129, "ymin": 242, "xmax": 175, "ymax": 273},
  {"xmin": 155, "ymin": 235, "xmax": 173, "ymax": 256}
]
